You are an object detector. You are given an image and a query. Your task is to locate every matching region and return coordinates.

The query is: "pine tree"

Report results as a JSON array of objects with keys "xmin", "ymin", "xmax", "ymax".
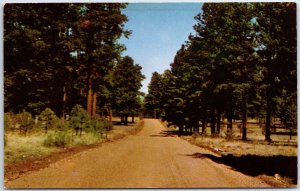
[
  {"xmin": 4, "ymin": 4, "xmax": 81, "ymax": 115},
  {"xmin": 145, "ymin": 72, "xmax": 164, "ymax": 118},
  {"xmin": 77, "ymin": 3, "xmax": 130, "ymax": 116},
  {"xmin": 112, "ymin": 56, "xmax": 145, "ymax": 125},
  {"xmin": 4, "ymin": 3, "xmax": 130, "ymax": 117},
  {"xmin": 255, "ymin": 3, "xmax": 297, "ymax": 141}
]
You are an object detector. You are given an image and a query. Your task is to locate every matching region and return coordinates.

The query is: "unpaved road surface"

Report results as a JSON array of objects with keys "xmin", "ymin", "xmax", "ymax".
[{"xmin": 6, "ymin": 119, "xmax": 270, "ymax": 188}]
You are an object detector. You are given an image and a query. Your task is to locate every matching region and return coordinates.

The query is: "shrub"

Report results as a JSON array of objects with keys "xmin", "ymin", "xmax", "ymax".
[
  {"xmin": 4, "ymin": 112, "xmax": 14, "ymax": 131},
  {"xmin": 192, "ymin": 131, "xmax": 200, "ymax": 139},
  {"xmin": 43, "ymin": 131, "xmax": 71, "ymax": 147},
  {"xmin": 15, "ymin": 111, "xmax": 35, "ymax": 134},
  {"xmin": 225, "ymin": 129, "xmax": 234, "ymax": 140},
  {"xmin": 86, "ymin": 116, "xmax": 111, "ymax": 137},
  {"xmin": 54, "ymin": 118, "xmax": 69, "ymax": 131},
  {"xmin": 70, "ymin": 105, "xmax": 91, "ymax": 135},
  {"xmin": 39, "ymin": 108, "xmax": 58, "ymax": 133}
]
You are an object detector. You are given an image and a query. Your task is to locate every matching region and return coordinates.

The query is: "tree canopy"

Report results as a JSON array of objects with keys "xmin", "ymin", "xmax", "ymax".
[
  {"xmin": 4, "ymin": 3, "xmax": 144, "ymax": 123},
  {"xmin": 145, "ymin": 2, "xmax": 296, "ymax": 141}
]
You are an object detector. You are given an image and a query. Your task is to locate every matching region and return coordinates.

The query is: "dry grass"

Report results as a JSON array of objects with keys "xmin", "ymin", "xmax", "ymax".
[
  {"xmin": 4, "ymin": 132, "xmax": 59, "ymax": 164},
  {"xmin": 186, "ymin": 135, "xmax": 297, "ymax": 157},
  {"xmin": 160, "ymin": 118, "xmax": 297, "ymax": 157},
  {"xmin": 5, "ymin": 117, "xmax": 144, "ymax": 166},
  {"xmin": 107, "ymin": 118, "xmax": 143, "ymax": 141}
]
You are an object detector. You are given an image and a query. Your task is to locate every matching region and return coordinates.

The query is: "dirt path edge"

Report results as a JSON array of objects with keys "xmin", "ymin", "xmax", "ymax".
[{"xmin": 4, "ymin": 120, "xmax": 144, "ymax": 183}]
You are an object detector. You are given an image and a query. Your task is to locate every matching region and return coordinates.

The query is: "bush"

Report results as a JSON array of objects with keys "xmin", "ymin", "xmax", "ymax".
[
  {"xmin": 4, "ymin": 112, "xmax": 15, "ymax": 131},
  {"xmin": 85, "ymin": 116, "xmax": 111, "ymax": 137},
  {"xmin": 5, "ymin": 111, "xmax": 35, "ymax": 133},
  {"xmin": 43, "ymin": 131, "xmax": 71, "ymax": 147},
  {"xmin": 39, "ymin": 108, "xmax": 58, "ymax": 133},
  {"xmin": 54, "ymin": 118, "xmax": 69, "ymax": 131},
  {"xmin": 70, "ymin": 105, "xmax": 90, "ymax": 131},
  {"xmin": 12, "ymin": 111, "xmax": 35, "ymax": 134},
  {"xmin": 192, "ymin": 131, "xmax": 200, "ymax": 139},
  {"xmin": 225, "ymin": 129, "xmax": 234, "ymax": 140}
]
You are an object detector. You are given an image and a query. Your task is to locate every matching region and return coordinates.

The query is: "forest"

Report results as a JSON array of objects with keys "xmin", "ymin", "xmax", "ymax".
[
  {"xmin": 4, "ymin": 3, "xmax": 145, "ymax": 127},
  {"xmin": 4, "ymin": 2, "xmax": 298, "ymax": 188},
  {"xmin": 145, "ymin": 3, "xmax": 297, "ymax": 141}
]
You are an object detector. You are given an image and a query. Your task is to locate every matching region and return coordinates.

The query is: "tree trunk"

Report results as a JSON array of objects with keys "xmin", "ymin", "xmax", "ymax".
[
  {"xmin": 242, "ymin": 95, "xmax": 247, "ymax": 140},
  {"xmin": 131, "ymin": 114, "xmax": 134, "ymax": 123},
  {"xmin": 179, "ymin": 125, "xmax": 183, "ymax": 136},
  {"xmin": 202, "ymin": 115, "xmax": 207, "ymax": 135},
  {"xmin": 194, "ymin": 120, "xmax": 199, "ymax": 134},
  {"xmin": 92, "ymin": 92, "xmax": 97, "ymax": 116},
  {"xmin": 227, "ymin": 110, "xmax": 233, "ymax": 132},
  {"xmin": 216, "ymin": 109, "xmax": 221, "ymax": 134},
  {"xmin": 87, "ymin": 78, "xmax": 93, "ymax": 116},
  {"xmin": 124, "ymin": 115, "xmax": 128, "ymax": 125},
  {"xmin": 211, "ymin": 109, "xmax": 216, "ymax": 135},
  {"xmin": 265, "ymin": 97, "xmax": 272, "ymax": 142},
  {"xmin": 108, "ymin": 107, "xmax": 113, "ymax": 126},
  {"xmin": 121, "ymin": 115, "xmax": 124, "ymax": 123},
  {"xmin": 62, "ymin": 85, "xmax": 67, "ymax": 117}
]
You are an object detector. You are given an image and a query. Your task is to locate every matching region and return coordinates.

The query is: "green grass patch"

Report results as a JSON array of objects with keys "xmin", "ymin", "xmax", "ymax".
[
  {"xmin": 4, "ymin": 132, "xmax": 59, "ymax": 165},
  {"xmin": 4, "ymin": 128, "xmax": 104, "ymax": 165}
]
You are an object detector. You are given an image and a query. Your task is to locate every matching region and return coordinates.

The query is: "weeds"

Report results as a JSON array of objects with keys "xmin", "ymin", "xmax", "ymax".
[
  {"xmin": 4, "ymin": 133, "xmax": 58, "ymax": 164},
  {"xmin": 4, "ymin": 107, "xmax": 142, "ymax": 166},
  {"xmin": 43, "ymin": 131, "xmax": 72, "ymax": 147},
  {"xmin": 191, "ymin": 136, "xmax": 297, "ymax": 156},
  {"xmin": 225, "ymin": 129, "xmax": 234, "ymax": 140}
]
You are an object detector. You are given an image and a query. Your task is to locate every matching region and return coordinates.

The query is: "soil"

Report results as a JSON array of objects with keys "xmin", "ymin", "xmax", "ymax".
[{"xmin": 6, "ymin": 119, "xmax": 274, "ymax": 188}]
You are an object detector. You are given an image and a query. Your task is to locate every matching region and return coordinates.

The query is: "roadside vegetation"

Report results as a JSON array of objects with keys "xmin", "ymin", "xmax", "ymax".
[
  {"xmin": 4, "ymin": 3, "xmax": 145, "ymax": 166},
  {"xmin": 161, "ymin": 120, "xmax": 297, "ymax": 157},
  {"xmin": 146, "ymin": 3, "xmax": 297, "ymax": 184},
  {"xmin": 5, "ymin": 3, "xmax": 144, "ymax": 129},
  {"xmin": 4, "ymin": 108, "xmax": 143, "ymax": 166},
  {"xmin": 4, "ymin": 106, "xmax": 109, "ymax": 164},
  {"xmin": 4, "ymin": 2, "xmax": 297, "ymax": 187},
  {"xmin": 145, "ymin": 3, "xmax": 296, "ymax": 143}
]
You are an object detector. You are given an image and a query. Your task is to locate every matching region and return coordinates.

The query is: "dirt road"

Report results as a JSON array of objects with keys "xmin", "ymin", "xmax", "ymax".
[{"xmin": 6, "ymin": 119, "xmax": 270, "ymax": 188}]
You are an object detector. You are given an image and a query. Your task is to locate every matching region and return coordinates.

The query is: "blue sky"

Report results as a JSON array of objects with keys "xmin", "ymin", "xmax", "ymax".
[{"xmin": 118, "ymin": 3, "xmax": 203, "ymax": 93}]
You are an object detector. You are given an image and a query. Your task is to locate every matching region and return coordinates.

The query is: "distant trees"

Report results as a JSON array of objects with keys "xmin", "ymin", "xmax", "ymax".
[
  {"xmin": 4, "ymin": 3, "xmax": 144, "ymax": 124},
  {"xmin": 144, "ymin": 72, "xmax": 164, "ymax": 118},
  {"xmin": 145, "ymin": 2, "xmax": 296, "ymax": 141},
  {"xmin": 112, "ymin": 56, "xmax": 145, "ymax": 125}
]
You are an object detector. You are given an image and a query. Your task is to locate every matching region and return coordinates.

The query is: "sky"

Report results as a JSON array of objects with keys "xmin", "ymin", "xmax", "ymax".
[{"xmin": 118, "ymin": 3, "xmax": 203, "ymax": 93}]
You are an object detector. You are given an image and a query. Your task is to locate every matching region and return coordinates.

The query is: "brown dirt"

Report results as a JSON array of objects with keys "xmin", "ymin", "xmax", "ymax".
[{"xmin": 6, "ymin": 119, "xmax": 272, "ymax": 188}]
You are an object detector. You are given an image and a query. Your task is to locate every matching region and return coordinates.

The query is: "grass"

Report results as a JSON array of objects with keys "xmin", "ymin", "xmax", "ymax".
[
  {"xmin": 4, "ymin": 118, "xmax": 143, "ymax": 166},
  {"xmin": 159, "ymin": 119, "xmax": 297, "ymax": 157},
  {"xmin": 4, "ymin": 132, "xmax": 59, "ymax": 164},
  {"xmin": 4, "ymin": 131, "xmax": 105, "ymax": 165},
  {"xmin": 184, "ymin": 135, "xmax": 297, "ymax": 157}
]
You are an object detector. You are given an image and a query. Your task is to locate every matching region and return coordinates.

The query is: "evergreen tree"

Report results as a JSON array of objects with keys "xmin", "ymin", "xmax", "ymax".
[
  {"xmin": 255, "ymin": 3, "xmax": 297, "ymax": 141},
  {"xmin": 77, "ymin": 3, "xmax": 130, "ymax": 116},
  {"xmin": 4, "ymin": 3, "xmax": 130, "ymax": 118},
  {"xmin": 4, "ymin": 4, "xmax": 81, "ymax": 115},
  {"xmin": 144, "ymin": 72, "xmax": 164, "ymax": 118},
  {"xmin": 112, "ymin": 56, "xmax": 145, "ymax": 125}
]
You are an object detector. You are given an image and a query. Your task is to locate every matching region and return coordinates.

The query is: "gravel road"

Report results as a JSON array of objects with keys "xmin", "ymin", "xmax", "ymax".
[{"xmin": 6, "ymin": 119, "xmax": 270, "ymax": 188}]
